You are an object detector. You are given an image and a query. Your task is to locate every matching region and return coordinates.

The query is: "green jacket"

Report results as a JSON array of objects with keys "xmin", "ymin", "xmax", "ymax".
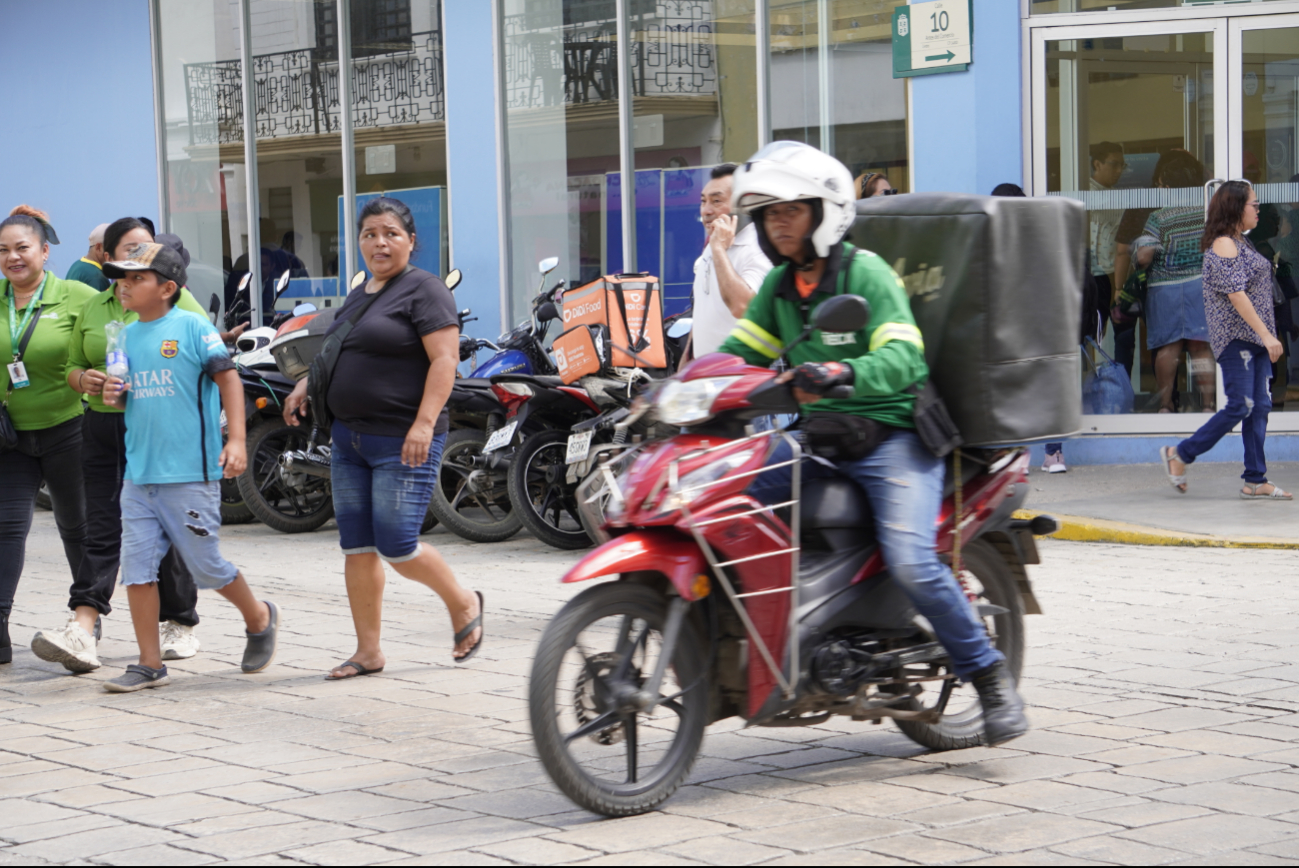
[
  {"xmin": 66, "ymin": 285, "xmax": 208, "ymax": 413},
  {"xmin": 1, "ymin": 274, "xmax": 99, "ymax": 431},
  {"xmin": 717, "ymin": 242, "xmax": 926, "ymax": 430}
]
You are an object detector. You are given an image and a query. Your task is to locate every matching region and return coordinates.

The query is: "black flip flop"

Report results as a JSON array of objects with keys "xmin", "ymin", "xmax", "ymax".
[
  {"xmin": 454, "ymin": 592, "xmax": 484, "ymax": 664},
  {"xmin": 327, "ymin": 660, "xmax": 384, "ymax": 680}
]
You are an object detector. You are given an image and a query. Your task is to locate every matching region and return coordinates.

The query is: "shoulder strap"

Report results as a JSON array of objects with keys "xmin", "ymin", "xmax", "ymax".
[{"xmin": 333, "ymin": 287, "xmax": 384, "ymax": 342}]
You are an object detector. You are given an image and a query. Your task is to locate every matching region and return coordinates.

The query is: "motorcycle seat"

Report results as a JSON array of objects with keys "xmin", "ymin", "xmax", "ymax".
[{"xmin": 802, "ymin": 478, "xmax": 872, "ymax": 529}]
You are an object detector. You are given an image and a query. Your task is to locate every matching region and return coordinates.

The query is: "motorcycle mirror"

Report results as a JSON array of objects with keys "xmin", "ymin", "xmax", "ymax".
[
  {"xmin": 292, "ymin": 302, "xmax": 317, "ymax": 316},
  {"xmin": 237, "ymin": 272, "xmax": 252, "ymax": 292},
  {"xmin": 536, "ymin": 301, "xmax": 558, "ymax": 323},
  {"xmin": 350, "ymin": 271, "xmax": 367, "ymax": 291},
  {"xmin": 445, "ymin": 268, "xmax": 462, "ymax": 291},
  {"xmin": 275, "ymin": 270, "xmax": 291, "ymax": 296},
  {"xmin": 666, "ymin": 317, "xmax": 692, "ymax": 339},
  {"xmin": 538, "ymin": 256, "xmax": 559, "ymax": 275},
  {"xmin": 813, "ymin": 294, "xmax": 869, "ymax": 334}
]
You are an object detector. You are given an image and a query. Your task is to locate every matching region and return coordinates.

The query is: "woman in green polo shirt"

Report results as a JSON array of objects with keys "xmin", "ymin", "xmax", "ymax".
[
  {"xmin": 0, "ymin": 206, "xmax": 98, "ymax": 666},
  {"xmin": 28, "ymin": 219, "xmax": 210, "ymax": 674}
]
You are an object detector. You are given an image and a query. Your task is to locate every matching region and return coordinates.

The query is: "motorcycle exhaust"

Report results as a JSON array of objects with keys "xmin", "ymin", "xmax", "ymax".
[{"xmin": 279, "ymin": 450, "xmax": 331, "ymax": 479}]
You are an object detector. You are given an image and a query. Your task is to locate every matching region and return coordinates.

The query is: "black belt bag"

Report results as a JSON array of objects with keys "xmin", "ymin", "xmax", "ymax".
[
  {"xmin": 910, "ymin": 380, "xmax": 963, "ymax": 459},
  {"xmin": 803, "ymin": 413, "xmax": 892, "ymax": 462}
]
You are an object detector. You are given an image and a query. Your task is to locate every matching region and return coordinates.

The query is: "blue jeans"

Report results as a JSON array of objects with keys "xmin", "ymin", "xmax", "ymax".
[
  {"xmin": 1177, "ymin": 339, "xmax": 1272, "ymax": 484},
  {"xmin": 120, "ymin": 481, "xmax": 237, "ymax": 591},
  {"xmin": 332, "ymin": 422, "xmax": 447, "ymax": 562},
  {"xmin": 748, "ymin": 429, "xmax": 1003, "ymax": 679}
]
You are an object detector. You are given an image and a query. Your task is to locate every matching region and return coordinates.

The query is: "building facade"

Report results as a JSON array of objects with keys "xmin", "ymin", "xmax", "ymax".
[{"xmin": 11, "ymin": 0, "xmax": 1299, "ymax": 460}]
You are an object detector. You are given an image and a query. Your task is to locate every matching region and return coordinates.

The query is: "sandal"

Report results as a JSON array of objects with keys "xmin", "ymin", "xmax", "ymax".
[
  {"xmin": 327, "ymin": 660, "xmax": 384, "ymax": 680},
  {"xmin": 1241, "ymin": 483, "xmax": 1293, "ymax": 500},
  {"xmin": 1160, "ymin": 446, "xmax": 1187, "ymax": 493},
  {"xmin": 454, "ymin": 592, "xmax": 484, "ymax": 664}
]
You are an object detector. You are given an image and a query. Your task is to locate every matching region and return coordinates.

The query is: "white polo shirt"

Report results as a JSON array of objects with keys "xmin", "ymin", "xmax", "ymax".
[{"xmin": 691, "ymin": 222, "xmax": 772, "ymax": 356}]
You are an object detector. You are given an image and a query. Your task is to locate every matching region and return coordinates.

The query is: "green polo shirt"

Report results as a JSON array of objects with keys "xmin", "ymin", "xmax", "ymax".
[
  {"xmin": 65, "ymin": 257, "xmax": 111, "ymax": 293},
  {"xmin": 1, "ymin": 274, "xmax": 99, "ymax": 431},
  {"xmin": 66, "ymin": 285, "xmax": 209, "ymax": 413}
]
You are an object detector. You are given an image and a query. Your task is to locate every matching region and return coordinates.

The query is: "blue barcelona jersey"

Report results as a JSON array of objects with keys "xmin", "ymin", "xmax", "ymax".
[{"xmin": 122, "ymin": 307, "xmax": 234, "ymax": 484}]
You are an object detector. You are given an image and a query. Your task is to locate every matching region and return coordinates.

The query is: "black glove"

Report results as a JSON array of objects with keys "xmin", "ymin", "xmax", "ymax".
[{"xmin": 792, "ymin": 361, "xmax": 854, "ymax": 396}]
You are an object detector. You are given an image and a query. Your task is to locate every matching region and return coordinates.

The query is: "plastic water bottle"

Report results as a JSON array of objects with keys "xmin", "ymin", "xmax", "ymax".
[{"xmin": 104, "ymin": 321, "xmax": 129, "ymax": 380}]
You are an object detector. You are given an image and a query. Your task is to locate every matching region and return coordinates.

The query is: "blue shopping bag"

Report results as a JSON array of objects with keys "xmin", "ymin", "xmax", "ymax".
[{"xmin": 1081, "ymin": 337, "xmax": 1134, "ymax": 415}]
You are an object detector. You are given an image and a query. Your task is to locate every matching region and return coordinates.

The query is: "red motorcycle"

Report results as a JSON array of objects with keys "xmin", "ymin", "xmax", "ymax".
[{"xmin": 528, "ymin": 295, "xmax": 1057, "ymax": 817}]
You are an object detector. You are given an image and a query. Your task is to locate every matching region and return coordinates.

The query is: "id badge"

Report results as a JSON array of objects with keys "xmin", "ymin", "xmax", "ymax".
[{"xmin": 8, "ymin": 361, "xmax": 30, "ymax": 389}]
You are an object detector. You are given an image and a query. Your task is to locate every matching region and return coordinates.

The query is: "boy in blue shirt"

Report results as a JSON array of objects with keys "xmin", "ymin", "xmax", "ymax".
[{"xmin": 102, "ymin": 243, "xmax": 279, "ymax": 691}]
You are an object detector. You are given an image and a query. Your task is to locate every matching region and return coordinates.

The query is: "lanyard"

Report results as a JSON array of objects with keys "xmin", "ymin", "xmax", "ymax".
[{"xmin": 8, "ymin": 272, "xmax": 48, "ymax": 361}]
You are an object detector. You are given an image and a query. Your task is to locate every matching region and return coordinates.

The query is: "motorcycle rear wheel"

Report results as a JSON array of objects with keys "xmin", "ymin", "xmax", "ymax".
[
  {"xmin": 891, "ymin": 538, "xmax": 1025, "ymax": 751},
  {"xmin": 530, "ymin": 582, "xmax": 708, "ymax": 817},
  {"xmin": 429, "ymin": 428, "xmax": 521, "ymax": 542},
  {"xmin": 220, "ymin": 476, "xmax": 256, "ymax": 525},
  {"xmin": 237, "ymin": 419, "xmax": 335, "ymax": 534},
  {"xmin": 509, "ymin": 429, "xmax": 592, "ymax": 550}
]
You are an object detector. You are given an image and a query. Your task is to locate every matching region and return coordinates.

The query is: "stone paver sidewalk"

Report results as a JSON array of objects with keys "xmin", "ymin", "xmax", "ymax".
[{"xmin": 5, "ymin": 515, "xmax": 1299, "ymax": 865}]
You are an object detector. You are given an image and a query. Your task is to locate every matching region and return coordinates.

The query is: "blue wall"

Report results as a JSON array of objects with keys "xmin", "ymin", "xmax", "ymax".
[
  {"xmin": 0, "ymin": 0, "xmax": 158, "ymax": 278},
  {"xmin": 443, "ymin": 1, "xmax": 504, "ymax": 338},
  {"xmin": 911, "ymin": 0, "xmax": 1022, "ymax": 196}
]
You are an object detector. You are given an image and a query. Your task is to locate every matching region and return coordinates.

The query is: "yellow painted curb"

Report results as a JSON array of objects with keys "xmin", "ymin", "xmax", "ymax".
[{"xmin": 1013, "ymin": 509, "xmax": 1299, "ymax": 550}]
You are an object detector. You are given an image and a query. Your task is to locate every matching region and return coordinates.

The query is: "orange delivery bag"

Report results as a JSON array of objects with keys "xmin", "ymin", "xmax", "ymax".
[
  {"xmin": 551, "ymin": 324, "xmax": 607, "ymax": 385},
  {"xmin": 560, "ymin": 273, "xmax": 666, "ymax": 369}
]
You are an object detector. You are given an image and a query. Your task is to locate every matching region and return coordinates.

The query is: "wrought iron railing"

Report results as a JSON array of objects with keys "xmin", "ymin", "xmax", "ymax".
[
  {"xmin": 183, "ymin": 29, "xmax": 445, "ymax": 145},
  {"xmin": 503, "ymin": 0, "xmax": 718, "ymax": 111}
]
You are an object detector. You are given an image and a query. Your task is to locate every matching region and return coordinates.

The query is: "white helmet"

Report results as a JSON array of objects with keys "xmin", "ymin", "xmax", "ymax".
[{"xmin": 731, "ymin": 141, "xmax": 856, "ymax": 261}]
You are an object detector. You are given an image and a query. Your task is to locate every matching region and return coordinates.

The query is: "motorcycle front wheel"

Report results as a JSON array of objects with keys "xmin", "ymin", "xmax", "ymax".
[
  {"xmin": 530, "ymin": 582, "xmax": 708, "ymax": 817},
  {"xmin": 429, "ymin": 428, "xmax": 521, "ymax": 542},
  {"xmin": 890, "ymin": 538, "xmax": 1025, "ymax": 751},
  {"xmin": 237, "ymin": 419, "xmax": 335, "ymax": 534},
  {"xmin": 508, "ymin": 429, "xmax": 591, "ymax": 550}
]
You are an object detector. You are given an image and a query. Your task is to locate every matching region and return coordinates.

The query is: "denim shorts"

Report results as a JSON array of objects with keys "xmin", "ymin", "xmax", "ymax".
[
  {"xmin": 120, "ymin": 481, "xmax": 238, "ymax": 591},
  {"xmin": 331, "ymin": 421, "xmax": 446, "ymax": 562}
]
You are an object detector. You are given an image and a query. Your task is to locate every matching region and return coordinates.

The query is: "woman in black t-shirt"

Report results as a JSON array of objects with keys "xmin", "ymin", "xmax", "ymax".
[{"xmin": 284, "ymin": 198, "xmax": 482, "ymax": 676}]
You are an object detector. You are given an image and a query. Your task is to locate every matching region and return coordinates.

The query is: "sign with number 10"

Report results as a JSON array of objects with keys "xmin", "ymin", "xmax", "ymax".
[{"xmin": 892, "ymin": 0, "xmax": 972, "ymax": 79}]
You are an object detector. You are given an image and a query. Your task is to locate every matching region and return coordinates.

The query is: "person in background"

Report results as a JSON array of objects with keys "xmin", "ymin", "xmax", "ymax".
[
  {"xmin": 1089, "ymin": 142, "xmax": 1125, "ymax": 340},
  {"xmin": 65, "ymin": 224, "xmax": 111, "ymax": 292},
  {"xmin": 990, "ymin": 183, "xmax": 1099, "ymax": 473},
  {"xmin": 32, "ymin": 219, "xmax": 211, "ymax": 673},
  {"xmin": 856, "ymin": 172, "xmax": 896, "ymax": 199},
  {"xmin": 688, "ymin": 163, "xmax": 772, "ymax": 360},
  {"xmin": 282, "ymin": 197, "xmax": 483, "ymax": 678},
  {"xmin": 99, "ymin": 243, "xmax": 279, "ymax": 691},
  {"xmin": 0, "ymin": 206, "xmax": 98, "ymax": 667},
  {"xmin": 1134, "ymin": 152, "xmax": 1215, "ymax": 413},
  {"xmin": 1161, "ymin": 182, "xmax": 1289, "ymax": 500}
]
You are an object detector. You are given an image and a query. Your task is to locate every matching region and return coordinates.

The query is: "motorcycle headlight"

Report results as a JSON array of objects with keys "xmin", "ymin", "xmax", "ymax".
[
  {"xmin": 656, "ymin": 377, "xmax": 740, "ymax": 426},
  {"xmin": 658, "ymin": 446, "xmax": 758, "ymax": 513}
]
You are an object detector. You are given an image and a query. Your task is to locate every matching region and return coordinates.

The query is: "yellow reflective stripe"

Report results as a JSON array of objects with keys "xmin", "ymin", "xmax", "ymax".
[
  {"xmin": 732, "ymin": 319, "xmax": 783, "ymax": 359},
  {"xmin": 869, "ymin": 322, "xmax": 924, "ymax": 352}
]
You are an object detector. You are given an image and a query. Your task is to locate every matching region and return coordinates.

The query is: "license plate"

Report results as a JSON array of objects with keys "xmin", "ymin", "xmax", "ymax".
[
  {"xmin": 566, "ymin": 429, "xmax": 594, "ymax": 464},
  {"xmin": 483, "ymin": 420, "xmax": 518, "ymax": 453}
]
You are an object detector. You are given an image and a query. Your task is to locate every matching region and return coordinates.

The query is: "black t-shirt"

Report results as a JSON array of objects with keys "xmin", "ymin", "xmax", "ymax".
[{"xmin": 326, "ymin": 267, "xmax": 458, "ymax": 437}]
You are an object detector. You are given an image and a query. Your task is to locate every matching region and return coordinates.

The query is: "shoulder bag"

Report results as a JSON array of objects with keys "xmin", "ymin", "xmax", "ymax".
[
  {"xmin": 305, "ymin": 289, "xmax": 384, "ymax": 431},
  {"xmin": 1, "ymin": 302, "xmax": 44, "ymax": 452}
]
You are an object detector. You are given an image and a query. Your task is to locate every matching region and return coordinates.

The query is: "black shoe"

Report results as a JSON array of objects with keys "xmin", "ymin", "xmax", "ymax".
[
  {"xmin": 971, "ymin": 661, "xmax": 1028, "ymax": 746},
  {"xmin": 0, "ymin": 613, "xmax": 10, "ymax": 664},
  {"xmin": 93, "ymin": 616, "xmax": 102, "ymax": 643}
]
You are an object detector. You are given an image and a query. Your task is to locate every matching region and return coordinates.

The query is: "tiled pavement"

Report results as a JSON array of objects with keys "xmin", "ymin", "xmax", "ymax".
[{"xmin": 6, "ymin": 515, "xmax": 1299, "ymax": 865}]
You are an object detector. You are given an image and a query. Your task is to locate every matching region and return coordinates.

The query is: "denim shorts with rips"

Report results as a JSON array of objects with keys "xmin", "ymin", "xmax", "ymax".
[{"xmin": 120, "ymin": 480, "xmax": 238, "ymax": 590}]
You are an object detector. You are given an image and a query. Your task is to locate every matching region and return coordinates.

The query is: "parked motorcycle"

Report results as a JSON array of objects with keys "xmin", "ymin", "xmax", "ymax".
[{"xmin": 528, "ymin": 295, "xmax": 1056, "ymax": 817}]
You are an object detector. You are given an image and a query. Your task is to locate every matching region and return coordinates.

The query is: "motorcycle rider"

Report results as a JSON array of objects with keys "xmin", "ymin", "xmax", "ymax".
[{"xmin": 715, "ymin": 141, "xmax": 1028, "ymax": 746}]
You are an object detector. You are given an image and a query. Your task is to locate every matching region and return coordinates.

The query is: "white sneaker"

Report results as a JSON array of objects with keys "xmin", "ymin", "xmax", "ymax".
[
  {"xmin": 1042, "ymin": 452, "xmax": 1068, "ymax": 473},
  {"xmin": 160, "ymin": 621, "xmax": 201, "ymax": 660},
  {"xmin": 31, "ymin": 617, "xmax": 101, "ymax": 672}
]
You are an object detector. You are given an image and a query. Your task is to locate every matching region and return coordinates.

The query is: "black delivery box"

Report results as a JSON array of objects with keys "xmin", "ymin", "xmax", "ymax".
[{"xmin": 848, "ymin": 193, "xmax": 1085, "ymax": 447}]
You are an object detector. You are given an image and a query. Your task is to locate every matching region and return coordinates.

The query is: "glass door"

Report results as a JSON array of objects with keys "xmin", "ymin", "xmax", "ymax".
[
  {"xmin": 1032, "ymin": 19, "xmax": 1228, "ymax": 432},
  {"xmin": 1231, "ymin": 15, "xmax": 1299, "ymax": 427}
]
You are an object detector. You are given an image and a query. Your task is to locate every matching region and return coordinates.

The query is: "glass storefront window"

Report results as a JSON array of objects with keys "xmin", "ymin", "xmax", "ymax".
[
  {"xmin": 768, "ymin": 0, "xmax": 909, "ymax": 197},
  {"xmin": 1046, "ymin": 32, "xmax": 1218, "ymax": 415},
  {"xmin": 157, "ymin": 0, "xmax": 240, "ymax": 322},
  {"xmin": 348, "ymin": 0, "xmax": 449, "ymax": 284},
  {"xmin": 1032, "ymin": 1, "xmax": 1290, "ymax": 14}
]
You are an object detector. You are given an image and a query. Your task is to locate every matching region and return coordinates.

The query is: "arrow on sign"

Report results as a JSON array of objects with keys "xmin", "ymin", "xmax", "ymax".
[{"xmin": 925, "ymin": 50, "xmax": 956, "ymax": 62}]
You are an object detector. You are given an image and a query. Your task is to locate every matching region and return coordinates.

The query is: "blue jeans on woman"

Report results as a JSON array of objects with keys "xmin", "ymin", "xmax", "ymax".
[
  {"xmin": 747, "ymin": 428, "xmax": 1003, "ymax": 679},
  {"xmin": 331, "ymin": 422, "xmax": 447, "ymax": 562},
  {"xmin": 1177, "ymin": 339, "xmax": 1273, "ymax": 483}
]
